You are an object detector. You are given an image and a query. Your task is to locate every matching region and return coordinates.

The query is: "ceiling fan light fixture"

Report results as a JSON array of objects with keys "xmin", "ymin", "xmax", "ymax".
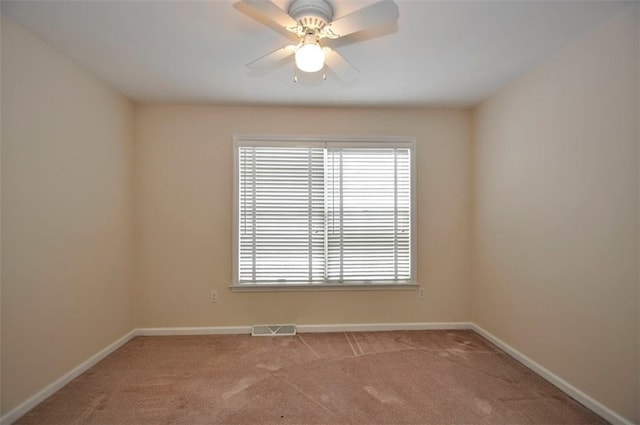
[
  {"xmin": 242, "ymin": 0, "xmax": 399, "ymax": 79},
  {"xmin": 295, "ymin": 34, "xmax": 324, "ymax": 73}
]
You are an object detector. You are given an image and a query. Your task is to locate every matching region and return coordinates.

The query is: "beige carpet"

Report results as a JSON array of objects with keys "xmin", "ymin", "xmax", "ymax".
[{"xmin": 16, "ymin": 330, "xmax": 606, "ymax": 424}]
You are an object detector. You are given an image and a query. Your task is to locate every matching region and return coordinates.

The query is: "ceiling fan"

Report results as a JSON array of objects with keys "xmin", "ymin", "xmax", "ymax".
[{"xmin": 240, "ymin": 0, "xmax": 399, "ymax": 80}]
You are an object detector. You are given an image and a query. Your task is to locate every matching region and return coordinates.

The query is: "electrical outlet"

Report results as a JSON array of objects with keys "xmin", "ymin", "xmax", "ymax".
[
  {"xmin": 418, "ymin": 287, "xmax": 426, "ymax": 299},
  {"xmin": 210, "ymin": 290, "xmax": 218, "ymax": 303}
]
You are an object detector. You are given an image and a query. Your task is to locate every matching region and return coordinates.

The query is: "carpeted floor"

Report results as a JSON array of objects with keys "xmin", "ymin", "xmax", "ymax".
[{"xmin": 16, "ymin": 330, "xmax": 607, "ymax": 424}]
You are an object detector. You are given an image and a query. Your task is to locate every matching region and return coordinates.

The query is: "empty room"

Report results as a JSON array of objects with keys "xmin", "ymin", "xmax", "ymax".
[{"xmin": 1, "ymin": 0, "xmax": 638, "ymax": 424}]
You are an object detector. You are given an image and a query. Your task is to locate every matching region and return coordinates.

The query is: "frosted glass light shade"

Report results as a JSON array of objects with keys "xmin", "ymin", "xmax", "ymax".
[{"xmin": 295, "ymin": 42, "xmax": 325, "ymax": 73}]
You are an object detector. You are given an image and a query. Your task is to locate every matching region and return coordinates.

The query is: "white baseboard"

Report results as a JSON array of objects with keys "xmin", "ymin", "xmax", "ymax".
[
  {"xmin": 136, "ymin": 326, "xmax": 251, "ymax": 336},
  {"xmin": 1, "ymin": 322, "xmax": 468, "ymax": 423},
  {"xmin": 135, "ymin": 322, "xmax": 472, "ymax": 336},
  {"xmin": 0, "ymin": 329, "xmax": 137, "ymax": 425},
  {"xmin": 470, "ymin": 324, "xmax": 634, "ymax": 425},
  {"xmin": 296, "ymin": 322, "xmax": 473, "ymax": 333},
  {"xmin": 3, "ymin": 323, "xmax": 631, "ymax": 425}
]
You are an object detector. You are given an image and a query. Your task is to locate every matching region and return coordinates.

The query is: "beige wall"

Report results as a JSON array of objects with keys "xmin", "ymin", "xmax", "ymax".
[
  {"xmin": 135, "ymin": 106, "xmax": 471, "ymax": 327},
  {"xmin": 1, "ymin": 16, "xmax": 135, "ymax": 414},
  {"xmin": 3, "ymin": 2, "xmax": 639, "ymax": 423},
  {"xmin": 471, "ymin": 4, "xmax": 639, "ymax": 423}
]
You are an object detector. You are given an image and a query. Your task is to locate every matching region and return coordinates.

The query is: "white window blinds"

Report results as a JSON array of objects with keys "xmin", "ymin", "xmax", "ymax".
[{"xmin": 236, "ymin": 138, "xmax": 415, "ymax": 285}]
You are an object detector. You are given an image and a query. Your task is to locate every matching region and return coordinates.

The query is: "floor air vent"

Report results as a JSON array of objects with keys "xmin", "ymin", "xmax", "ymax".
[{"xmin": 251, "ymin": 324, "xmax": 297, "ymax": 336}]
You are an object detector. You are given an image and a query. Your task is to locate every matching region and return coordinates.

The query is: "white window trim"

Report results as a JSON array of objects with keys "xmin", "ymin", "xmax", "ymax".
[{"xmin": 231, "ymin": 134, "xmax": 418, "ymax": 292}]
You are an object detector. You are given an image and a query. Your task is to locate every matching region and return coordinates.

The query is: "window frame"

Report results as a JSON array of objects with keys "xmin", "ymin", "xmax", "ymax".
[{"xmin": 231, "ymin": 134, "xmax": 418, "ymax": 291}]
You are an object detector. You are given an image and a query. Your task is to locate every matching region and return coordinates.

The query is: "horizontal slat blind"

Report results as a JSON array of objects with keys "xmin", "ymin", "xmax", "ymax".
[
  {"xmin": 326, "ymin": 148, "xmax": 411, "ymax": 282},
  {"xmin": 237, "ymin": 141, "xmax": 412, "ymax": 285},
  {"xmin": 239, "ymin": 146, "xmax": 325, "ymax": 283}
]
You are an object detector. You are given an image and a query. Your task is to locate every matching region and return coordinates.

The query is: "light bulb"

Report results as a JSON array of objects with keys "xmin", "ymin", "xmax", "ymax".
[{"xmin": 295, "ymin": 40, "xmax": 325, "ymax": 73}]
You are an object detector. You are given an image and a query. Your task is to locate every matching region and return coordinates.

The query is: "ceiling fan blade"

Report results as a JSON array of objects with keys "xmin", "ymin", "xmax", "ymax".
[
  {"xmin": 324, "ymin": 48, "xmax": 359, "ymax": 82},
  {"xmin": 323, "ymin": 0, "xmax": 399, "ymax": 38},
  {"xmin": 242, "ymin": 0, "xmax": 299, "ymax": 30},
  {"xmin": 246, "ymin": 45, "xmax": 296, "ymax": 70}
]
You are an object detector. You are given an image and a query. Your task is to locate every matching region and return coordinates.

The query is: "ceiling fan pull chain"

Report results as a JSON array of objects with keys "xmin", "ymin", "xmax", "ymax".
[{"xmin": 294, "ymin": 65, "xmax": 298, "ymax": 83}]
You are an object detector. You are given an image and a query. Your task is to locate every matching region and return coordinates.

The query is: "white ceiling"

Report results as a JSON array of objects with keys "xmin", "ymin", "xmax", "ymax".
[{"xmin": 0, "ymin": 0, "xmax": 628, "ymax": 108}]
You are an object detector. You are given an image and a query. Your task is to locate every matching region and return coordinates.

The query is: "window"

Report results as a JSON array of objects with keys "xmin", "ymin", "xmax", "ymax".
[{"xmin": 233, "ymin": 136, "xmax": 416, "ymax": 289}]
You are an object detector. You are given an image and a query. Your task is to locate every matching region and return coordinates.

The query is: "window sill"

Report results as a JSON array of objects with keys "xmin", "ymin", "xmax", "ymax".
[{"xmin": 229, "ymin": 283, "xmax": 419, "ymax": 293}]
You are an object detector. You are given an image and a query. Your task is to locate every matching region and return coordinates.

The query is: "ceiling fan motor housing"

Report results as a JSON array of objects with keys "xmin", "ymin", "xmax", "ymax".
[{"xmin": 289, "ymin": 0, "xmax": 333, "ymax": 30}]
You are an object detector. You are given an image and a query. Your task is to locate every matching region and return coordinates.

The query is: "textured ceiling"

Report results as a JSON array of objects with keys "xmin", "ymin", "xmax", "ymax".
[{"xmin": 0, "ymin": 0, "xmax": 628, "ymax": 107}]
